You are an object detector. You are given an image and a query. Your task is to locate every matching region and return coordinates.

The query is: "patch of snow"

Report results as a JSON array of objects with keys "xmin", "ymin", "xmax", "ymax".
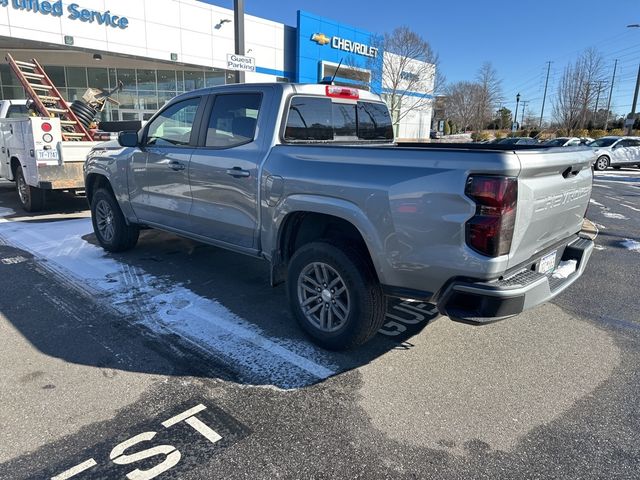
[
  {"xmin": 594, "ymin": 244, "xmax": 606, "ymax": 251},
  {"xmin": 552, "ymin": 260, "xmax": 577, "ymax": 279},
  {"xmin": 0, "ymin": 218, "xmax": 337, "ymax": 389},
  {"xmin": 621, "ymin": 239, "xmax": 640, "ymax": 252},
  {"xmin": 620, "ymin": 203, "xmax": 640, "ymax": 213},
  {"xmin": 0, "ymin": 207, "xmax": 15, "ymax": 219},
  {"xmin": 602, "ymin": 212, "xmax": 629, "ymax": 220},
  {"xmin": 589, "ymin": 199, "xmax": 604, "ymax": 207}
]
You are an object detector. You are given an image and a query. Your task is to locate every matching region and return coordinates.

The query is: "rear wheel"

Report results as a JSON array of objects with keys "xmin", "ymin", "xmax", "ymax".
[
  {"xmin": 287, "ymin": 241, "xmax": 386, "ymax": 350},
  {"xmin": 15, "ymin": 165, "xmax": 45, "ymax": 212},
  {"xmin": 594, "ymin": 155, "xmax": 609, "ymax": 171},
  {"xmin": 91, "ymin": 188, "xmax": 139, "ymax": 252}
]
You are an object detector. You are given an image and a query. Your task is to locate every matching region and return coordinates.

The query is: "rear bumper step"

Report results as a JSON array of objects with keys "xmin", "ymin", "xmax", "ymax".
[{"xmin": 437, "ymin": 236, "xmax": 594, "ymax": 324}]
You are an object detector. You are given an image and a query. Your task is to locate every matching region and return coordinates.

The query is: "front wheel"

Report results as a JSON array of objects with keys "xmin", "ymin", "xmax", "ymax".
[
  {"xmin": 91, "ymin": 188, "xmax": 139, "ymax": 252},
  {"xmin": 15, "ymin": 166, "xmax": 45, "ymax": 212},
  {"xmin": 594, "ymin": 156, "xmax": 609, "ymax": 171},
  {"xmin": 287, "ymin": 241, "xmax": 386, "ymax": 350}
]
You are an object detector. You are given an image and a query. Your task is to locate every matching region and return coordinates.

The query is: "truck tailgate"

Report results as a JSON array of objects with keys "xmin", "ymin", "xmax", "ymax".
[{"xmin": 508, "ymin": 147, "xmax": 594, "ymax": 269}]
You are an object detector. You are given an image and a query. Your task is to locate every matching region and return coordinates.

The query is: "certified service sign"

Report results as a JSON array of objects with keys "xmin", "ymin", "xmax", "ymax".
[{"xmin": 226, "ymin": 54, "xmax": 256, "ymax": 73}]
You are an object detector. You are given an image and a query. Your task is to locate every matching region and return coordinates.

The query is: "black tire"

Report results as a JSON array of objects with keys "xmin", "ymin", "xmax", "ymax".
[
  {"xmin": 594, "ymin": 155, "xmax": 609, "ymax": 171},
  {"xmin": 287, "ymin": 241, "xmax": 386, "ymax": 350},
  {"xmin": 15, "ymin": 165, "xmax": 45, "ymax": 212},
  {"xmin": 90, "ymin": 188, "xmax": 139, "ymax": 252}
]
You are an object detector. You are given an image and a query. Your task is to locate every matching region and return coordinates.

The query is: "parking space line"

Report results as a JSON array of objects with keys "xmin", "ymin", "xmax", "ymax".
[
  {"xmin": 161, "ymin": 404, "xmax": 208, "ymax": 428},
  {"xmin": 50, "ymin": 459, "xmax": 97, "ymax": 480}
]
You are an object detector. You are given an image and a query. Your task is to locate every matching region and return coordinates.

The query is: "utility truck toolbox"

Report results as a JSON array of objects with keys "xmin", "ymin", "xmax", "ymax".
[{"xmin": 84, "ymin": 82, "xmax": 596, "ymax": 350}]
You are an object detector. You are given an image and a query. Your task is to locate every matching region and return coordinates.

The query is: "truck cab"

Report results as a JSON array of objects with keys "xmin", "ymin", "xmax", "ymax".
[{"xmin": 0, "ymin": 99, "xmax": 29, "ymax": 119}]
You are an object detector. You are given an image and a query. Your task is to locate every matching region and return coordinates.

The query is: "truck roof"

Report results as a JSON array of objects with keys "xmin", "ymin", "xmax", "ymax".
[{"xmin": 172, "ymin": 82, "xmax": 385, "ymax": 104}]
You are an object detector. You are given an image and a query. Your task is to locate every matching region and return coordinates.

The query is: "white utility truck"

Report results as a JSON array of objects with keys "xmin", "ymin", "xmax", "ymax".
[
  {"xmin": 0, "ymin": 101, "xmax": 98, "ymax": 211},
  {"xmin": 0, "ymin": 54, "xmax": 121, "ymax": 212}
]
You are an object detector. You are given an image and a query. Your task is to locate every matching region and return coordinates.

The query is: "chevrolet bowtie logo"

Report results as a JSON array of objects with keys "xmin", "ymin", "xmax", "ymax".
[{"xmin": 311, "ymin": 33, "xmax": 331, "ymax": 45}]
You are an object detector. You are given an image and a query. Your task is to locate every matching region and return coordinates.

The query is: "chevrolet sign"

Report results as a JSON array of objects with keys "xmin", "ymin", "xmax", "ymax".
[{"xmin": 311, "ymin": 32, "xmax": 378, "ymax": 58}]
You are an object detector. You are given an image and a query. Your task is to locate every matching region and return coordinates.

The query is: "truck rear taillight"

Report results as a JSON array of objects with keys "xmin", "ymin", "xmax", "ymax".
[
  {"xmin": 465, "ymin": 175, "xmax": 518, "ymax": 257},
  {"xmin": 325, "ymin": 85, "xmax": 359, "ymax": 99},
  {"xmin": 41, "ymin": 122, "xmax": 52, "ymax": 132}
]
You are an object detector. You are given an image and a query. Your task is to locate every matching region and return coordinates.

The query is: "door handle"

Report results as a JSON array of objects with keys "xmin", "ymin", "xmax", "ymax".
[
  {"xmin": 169, "ymin": 161, "xmax": 185, "ymax": 171},
  {"xmin": 226, "ymin": 167, "xmax": 251, "ymax": 178}
]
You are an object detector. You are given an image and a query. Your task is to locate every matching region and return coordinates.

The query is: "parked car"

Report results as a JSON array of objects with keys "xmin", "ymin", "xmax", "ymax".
[
  {"xmin": 543, "ymin": 137, "xmax": 583, "ymax": 147},
  {"xmin": 84, "ymin": 82, "xmax": 594, "ymax": 350},
  {"xmin": 587, "ymin": 136, "xmax": 640, "ymax": 171},
  {"xmin": 494, "ymin": 137, "xmax": 539, "ymax": 145}
]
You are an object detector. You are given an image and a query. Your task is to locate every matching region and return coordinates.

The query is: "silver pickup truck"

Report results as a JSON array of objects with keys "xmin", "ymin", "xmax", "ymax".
[{"xmin": 84, "ymin": 83, "xmax": 595, "ymax": 350}]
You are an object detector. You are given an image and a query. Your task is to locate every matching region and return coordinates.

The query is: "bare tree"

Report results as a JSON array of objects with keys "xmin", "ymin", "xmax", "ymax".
[
  {"xmin": 355, "ymin": 27, "xmax": 440, "ymax": 128},
  {"xmin": 444, "ymin": 81, "xmax": 481, "ymax": 131},
  {"xmin": 474, "ymin": 62, "xmax": 503, "ymax": 130},
  {"xmin": 553, "ymin": 48, "xmax": 605, "ymax": 132}
]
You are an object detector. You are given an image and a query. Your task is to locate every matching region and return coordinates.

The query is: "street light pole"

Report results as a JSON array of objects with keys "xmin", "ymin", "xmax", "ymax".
[
  {"xmin": 513, "ymin": 93, "xmax": 520, "ymax": 132},
  {"xmin": 234, "ymin": 0, "xmax": 245, "ymax": 84}
]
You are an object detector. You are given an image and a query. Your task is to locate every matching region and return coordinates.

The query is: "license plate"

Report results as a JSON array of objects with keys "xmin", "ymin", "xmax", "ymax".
[
  {"xmin": 539, "ymin": 250, "xmax": 557, "ymax": 274},
  {"xmin": 36, "ymin": 149, "xmax": 59, "ymax": 161}
]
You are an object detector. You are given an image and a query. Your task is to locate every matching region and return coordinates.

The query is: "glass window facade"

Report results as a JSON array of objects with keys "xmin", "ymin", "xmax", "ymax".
[{"xmin": 0, "ymin": 64, "xmax": 226, "ymax": 121}]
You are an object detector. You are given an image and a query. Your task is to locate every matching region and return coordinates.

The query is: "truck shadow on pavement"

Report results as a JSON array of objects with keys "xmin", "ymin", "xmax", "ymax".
[{"xmin": 0, "ymin": 220, "xmax": 438, "ymax": 390}]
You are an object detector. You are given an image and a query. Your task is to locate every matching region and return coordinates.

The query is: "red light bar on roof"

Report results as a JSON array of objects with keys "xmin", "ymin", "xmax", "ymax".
[{"xmin": 325, "ymin": 85, "xmax": 359, "ymax": 99}]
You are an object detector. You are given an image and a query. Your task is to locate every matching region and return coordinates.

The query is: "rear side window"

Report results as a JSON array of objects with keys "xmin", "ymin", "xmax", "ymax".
[
  {"xmin": 205, "ymin": 93, "xmax": 262, "ymax": 148},
  {"xmin": 6, "ymin": 104, "xmax": 29, "ymax": 118},
  {"xmin": 284, "ymin": 96, "xmax": 393, "ymax": 142}
]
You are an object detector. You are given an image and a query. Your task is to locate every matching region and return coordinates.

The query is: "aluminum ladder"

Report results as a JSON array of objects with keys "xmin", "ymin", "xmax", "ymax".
[{"xmin": 5, "ymin": 53, "xmax": 93, "ymax": 141}]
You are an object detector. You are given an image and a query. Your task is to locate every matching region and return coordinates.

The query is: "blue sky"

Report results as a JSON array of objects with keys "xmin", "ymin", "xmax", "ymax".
[{"xmin": 201, "ymin": 0, "xmax": 640, "ymax": 121}]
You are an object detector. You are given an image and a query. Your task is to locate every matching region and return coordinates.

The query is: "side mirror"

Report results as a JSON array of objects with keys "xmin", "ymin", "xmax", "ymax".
[{"xmin": 118, "ymin": 131, "xmax": 139, "ymax": 148}]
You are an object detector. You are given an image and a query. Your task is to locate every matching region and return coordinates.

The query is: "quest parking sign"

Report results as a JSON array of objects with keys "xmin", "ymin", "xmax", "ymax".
[{"xmin": 226, "ymin": 54, "xmax": 256, "ymax": 73}]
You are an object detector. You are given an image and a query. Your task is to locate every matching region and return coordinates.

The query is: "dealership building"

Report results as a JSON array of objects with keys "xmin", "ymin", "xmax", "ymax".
[{"xmin": 0, "ymin": 0, "xmax": 434, "ymax": 138}]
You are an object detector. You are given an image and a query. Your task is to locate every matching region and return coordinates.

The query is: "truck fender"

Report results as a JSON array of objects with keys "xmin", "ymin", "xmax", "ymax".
[{"xmin": 267, "ymin": 194, "xmax": 388, "ymax": 285}]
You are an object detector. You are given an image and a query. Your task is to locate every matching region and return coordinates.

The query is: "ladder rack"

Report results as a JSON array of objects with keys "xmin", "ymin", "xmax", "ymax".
[{"xmin": 6, "ymin": 53, "xmax": 93, "ymax": 141}]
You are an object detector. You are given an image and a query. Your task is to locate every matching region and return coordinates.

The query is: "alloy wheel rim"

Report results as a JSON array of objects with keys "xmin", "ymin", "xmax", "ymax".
[
  {"xmin": 95, "ymin": 199, "xmax": 116, "ymax": 242},
  {"xmin": 597, "ymin": 158, "xmax": 607, "ymax": 169},
  {"xmin": 297, "ymin": 262, "xmax": 350, "ymax": 333},
  {"xmin": 17, "ymin": 173, "xmax": 29, "ymax": 205}
]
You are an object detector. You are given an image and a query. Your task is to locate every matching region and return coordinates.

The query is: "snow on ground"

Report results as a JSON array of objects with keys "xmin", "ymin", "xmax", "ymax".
[
  {"xmin": 0, "ymin": 217, "xmax": 337, "ymax": 389},
  {"xmin": 0, "ymin": 207, "xmax": 14, "ymax": 218},
  {"xmin": 589, "ymin": 199, "xmax": 604, "ymax": 207},
  {"xmin": 602, "ymin": 212, "xmax": 629, "ymax": 220},
  {"xmin": 621, "ymin": 239, "xmax": 640, "ymax": 252}
]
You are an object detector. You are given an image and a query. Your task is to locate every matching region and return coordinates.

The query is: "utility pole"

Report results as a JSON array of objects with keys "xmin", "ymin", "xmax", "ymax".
[
  {"xmin": 626, "ymin": 64, "xmax": 640, "ymax": 135},
  {"xmin": 593, "ymin": 81, "xmax": 603, "ymax": 128},
  {"xmin": 539, "ymin": 61, "xmax": 552, "ymax": 128},
  {"xmin": 513, "ymin": 93, "xmax": 520, "ymax": 131},
  {"xmin": 604, "ymin": 59, "xmax": 617, "ymax": 131},
  {"xmin": 626, "ymin": 25, "xmax": 640, "ymax": 135},
  {"xmin": 521, "ymin": 100, "xmax": 529, "ymax": 128},
  {"xmin": 234, "ymin": 0, "xmax": 245, "ymax": 84}
]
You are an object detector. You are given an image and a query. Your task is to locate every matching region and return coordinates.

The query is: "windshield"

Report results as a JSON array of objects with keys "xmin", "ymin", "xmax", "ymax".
[{"xmin": 588, "ymin": 138, "xmax": 617, "ymax": 147}]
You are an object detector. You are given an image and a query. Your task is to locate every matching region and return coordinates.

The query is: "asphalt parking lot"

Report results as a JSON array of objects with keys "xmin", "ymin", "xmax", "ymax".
[{"xmin": 0, "ymin": 169, "xmax": 639, "ymax": 479}]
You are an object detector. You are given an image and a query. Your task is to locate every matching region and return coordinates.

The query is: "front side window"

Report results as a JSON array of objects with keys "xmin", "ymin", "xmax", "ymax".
[
  {"xmin": 205, "ymin": 93, "xmax": 262, "ymax": 148},
  {"xmin": 146, "ymin": 97, "xmax": 201, "ymax": 147}
]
